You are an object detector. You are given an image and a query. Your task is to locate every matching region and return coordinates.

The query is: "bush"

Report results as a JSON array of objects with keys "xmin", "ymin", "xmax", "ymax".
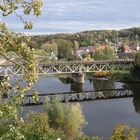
[
  {"xmin": 110, "ymin": 124, "xmax": 138, "ymax": 140},
  {"xmin": 23, "ymin": 112, "xmax": 58, "ymax": 140},
  {"xmin": 93, "ymin": 71, "xmax": 112, "ymax": 77}
]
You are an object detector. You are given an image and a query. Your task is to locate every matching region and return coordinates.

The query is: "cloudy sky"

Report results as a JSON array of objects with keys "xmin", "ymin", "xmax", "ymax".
[{"xmin": 1, "ymin": 0, "xmax": 140, "ymax": 34}]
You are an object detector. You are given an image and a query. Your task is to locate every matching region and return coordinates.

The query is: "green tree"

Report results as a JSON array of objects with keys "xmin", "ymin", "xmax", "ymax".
[
  {"xmin": 45, "ymin": 101, "xmax": 85, "ymax": 140},
  {"xmin": 40, "ymin": 41, "xmax": 58, "ymax": 54},
  {"xmin": 93, "ymin": 45, "xmax": 117, "ymax": 60},
  {"xmin": 135, "ymin": 51, "xmax": 140, "ymax": 67},
  {"xmin": 73, "ymin": 40, "xmax": 80, "ymax": 50},
  {"xmin": 57, "ymin": 39, "xmax": 74, "ymax": 60},
  {"xmin": 131, "ymin": 51, "xmax": 140, "ymax": 76}
]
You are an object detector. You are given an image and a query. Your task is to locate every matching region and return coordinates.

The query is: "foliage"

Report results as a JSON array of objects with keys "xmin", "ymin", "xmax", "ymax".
[
  {"xmin": 93, "ymin": 71, "xmax": 112, "ymax": 77},
  {"xmin": 57, "ymin": 39, "xmax": 75, "ymax": 60},
  {"xmin": 0, "ymin": 0, "xmax": 42, "ymax": 29},
  {"xmin": 93, "ymin": 45, "xmax": 117, "ymax": 60},
  {"xmin": 130, "ymin": 51, "xmax": 140, "ymax": 77},
  {"xmin": 45, "ymin": 100, "xmax": 85, "ymax": 140},
  {"xmin": 23, "ymin": 112, "xmax": 59, "ymax": 140},
  {"xmin": 112, "ymin": 71, "xmax": 140, "ymax": 82},
  {"xmin": 0, "ymin": 0, "xmax": 43, "ymax": 139},
  {"xmin": 40, "ymin": 41, "xmax": 58, "ymax": 54},
  {"xmin": 30, "ymin": 27, "xmax": 140, "ymax": 52},
  {"xmin": 134, "ymin": 51, "xmax": 140, "ymax": 67},
  {"xmin": 110, "ymin": 124, "xmax": 138, "ymax": 140},
  {"xmin": 0, "ymin": 103, "xmax": 25, "ymax": 140},
  {"xmin": 0, "ymin": 0, "xmax": 43, "ymax": 100}
]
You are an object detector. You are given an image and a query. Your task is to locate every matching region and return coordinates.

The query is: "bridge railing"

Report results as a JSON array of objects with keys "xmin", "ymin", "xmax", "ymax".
[
  {"xmin": 38, "ymin": 59, "xmax": 134, "ymax": 65},
  {"xmin": 0, "ymin": 59, "xmax": 134, "ymax": 76}
]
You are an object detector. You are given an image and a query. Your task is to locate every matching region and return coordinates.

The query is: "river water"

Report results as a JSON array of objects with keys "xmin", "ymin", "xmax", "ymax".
[{"xmin": 21, "ymin": 75, "xmax": 140, "ymax": 139}]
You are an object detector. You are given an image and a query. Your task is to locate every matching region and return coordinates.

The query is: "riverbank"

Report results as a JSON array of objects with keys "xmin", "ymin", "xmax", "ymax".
[
  {"xmin": 40, "ymin": 71, "xmax": 140, "ymax": 83},
  {"xmin": 111, "ymin": 71, "xmax": 140, "ymax": 83},
  {"xmin": 92, "ymin": 71, "xmax": 140, "ymax": 83}
]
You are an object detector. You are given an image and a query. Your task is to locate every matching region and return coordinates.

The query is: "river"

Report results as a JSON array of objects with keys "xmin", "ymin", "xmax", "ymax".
[{"xmin": 20, "ymin": 75, "xmax": 140, "ymax": 139}]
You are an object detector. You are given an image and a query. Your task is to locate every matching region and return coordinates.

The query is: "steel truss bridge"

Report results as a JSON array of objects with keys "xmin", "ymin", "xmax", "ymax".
[
  {"xmin": 0, "ymin": 60, "xmax": 134, "ymax": 76},
  {"xmin": 22, "ymin": 89, "xmax": 133, "ymax": 106}
]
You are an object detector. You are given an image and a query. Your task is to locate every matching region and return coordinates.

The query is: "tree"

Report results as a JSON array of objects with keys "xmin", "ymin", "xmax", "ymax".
[
  {"xmin": 0, "ymin": 0, "xmax": 42, "ymax": 29},
  {"xmin": 93, "ymin": 45, "xmax": 117, "ymax": 60},
  {"xmin": 45, "ymin": 100, "xmax": 85, "ymax": 140},
  {"xmin": 29, "ymin": 40, "xmax": 39, "ymax": 49},
  {"xmin": 40, "ymin": 41, "xmax": 58, "ymax": 54},
  {"xmin": 73, "ymin": 40, "xmax": 80, "ymax": 50},
  {"xmin": 131, "ymin": 51, "xmax": 140, "ymax": 77},
  {"xmin": 57, "ymin": 39, "xmax": 75, "ymax": 60},
  {"xmin": 0, "ymin": 1, "xmax": 43, "ymax": 139}
]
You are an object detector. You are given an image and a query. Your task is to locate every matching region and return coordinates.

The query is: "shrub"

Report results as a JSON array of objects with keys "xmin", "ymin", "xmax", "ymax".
[
  {"xmin": 23, "ymin": 112, "xmax": 58, "ymax": 140},
  {"xmin": 93, "ymin": 71, "xmax": 112, "ymax": 77},
  {"xmin": 110, "ymin": 124, "xmax": 138, "ymax": 140}
]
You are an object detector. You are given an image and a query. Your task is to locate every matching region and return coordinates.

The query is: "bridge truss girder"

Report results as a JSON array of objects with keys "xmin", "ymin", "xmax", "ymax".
[{"xmin": 0, "ymin": 60, "xmax": 134, "ymax": 76}]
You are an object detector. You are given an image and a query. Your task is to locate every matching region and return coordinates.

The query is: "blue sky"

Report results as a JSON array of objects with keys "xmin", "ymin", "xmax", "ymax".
[{"xmin": 1, "ymin": 0, "xmax": 140, "ymax": 35}]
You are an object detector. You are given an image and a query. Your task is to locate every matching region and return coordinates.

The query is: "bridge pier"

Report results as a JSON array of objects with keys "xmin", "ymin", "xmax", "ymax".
[{"xmin": 68, "ymin": 73, "xmax": 85, "ymax": 84}]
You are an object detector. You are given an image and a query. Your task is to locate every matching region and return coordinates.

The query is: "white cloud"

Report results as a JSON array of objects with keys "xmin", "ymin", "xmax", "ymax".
[{"xmin": 1, "ymin": 0, "xmax": 140, "ymax": 34}]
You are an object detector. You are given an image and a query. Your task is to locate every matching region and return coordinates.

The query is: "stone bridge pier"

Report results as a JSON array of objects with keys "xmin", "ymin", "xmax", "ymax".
[{"xmin": 68, "ymin": 73, "xmax": 85, "ymax": 84}]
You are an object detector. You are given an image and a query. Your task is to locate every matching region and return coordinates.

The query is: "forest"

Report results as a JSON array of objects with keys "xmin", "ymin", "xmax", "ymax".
[
  {"xmin": 30, "ymin": 27, "xmax": 140, "ymax": 49},
  {"xmin": 29, "ymin": 27, "xmax": 140, "ymax": 60}
]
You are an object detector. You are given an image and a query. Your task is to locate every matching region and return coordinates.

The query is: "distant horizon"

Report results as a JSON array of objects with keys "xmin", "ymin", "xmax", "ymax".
[
  {"xmin": 26, "ymin": 25, "xmax": 140, "ymax": 36},
  {"xmin": 1, "ymin": 0, "xmax": 140, "ymax": 35}
]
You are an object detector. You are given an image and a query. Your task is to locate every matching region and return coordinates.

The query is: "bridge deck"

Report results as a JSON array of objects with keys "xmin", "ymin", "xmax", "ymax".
[{"xmin": 0, "ymin": 60, "xmax": 134, "ymax": 76}]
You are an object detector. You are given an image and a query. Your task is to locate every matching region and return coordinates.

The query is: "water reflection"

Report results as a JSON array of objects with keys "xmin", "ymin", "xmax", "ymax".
[
  {"xmin": 58, "ymin": 76, "xmax": 121, "ymax": 92},
  {"xmin": 70, "ymin": 82, "xmax": 84, "ymax": 92},
  {"xmin": 58, "ymin": 77, "xmax": 84, "ymax": 92},
  {"xmin": 92, "ymin": 78, "xmax": 115, "ymax": 91},
  {"xmin": 18, "ymin": 76, "xmax": 140, "ymax": 139},
  {"xmin": 126, "ymin": 83, "xmax": 140, "ymax": 113},
  {"xmin": 58, "ymin": 76, "xmax": 140, "ymax": 116}
]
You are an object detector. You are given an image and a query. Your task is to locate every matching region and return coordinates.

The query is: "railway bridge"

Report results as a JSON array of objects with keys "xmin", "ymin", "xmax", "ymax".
[
  {"xmin": 0, "ymin": 59, "xmax": 134, "ymax": 83},
  {"xmin": 0, "ymin": 60, "xmax": 134, "ymax": 75}
]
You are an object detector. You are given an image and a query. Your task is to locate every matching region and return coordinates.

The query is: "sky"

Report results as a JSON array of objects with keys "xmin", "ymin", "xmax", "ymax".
[{"xmin": 1, "ymin": 0, "xmax": 140, "ymax": 35}]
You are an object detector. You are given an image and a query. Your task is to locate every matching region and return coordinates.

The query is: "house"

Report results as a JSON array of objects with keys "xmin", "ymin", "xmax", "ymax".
[
  {"xmin": 123, "ymin": 44, "xmax": 131, "ymax": 53},
  {"xmin": 97, "ymin": 45, "xmax": 106, "ymax": 50},
  {"xmin": 74, "ymin": 46, "xmax": 95, "ymax": 59},
  {"xmin": 82, "ymin": 53, "xmax": 94, "ymax": 61},
  {"xmin": 118, "ymin": 44, "xmax": 131, "ymax": 53}
]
